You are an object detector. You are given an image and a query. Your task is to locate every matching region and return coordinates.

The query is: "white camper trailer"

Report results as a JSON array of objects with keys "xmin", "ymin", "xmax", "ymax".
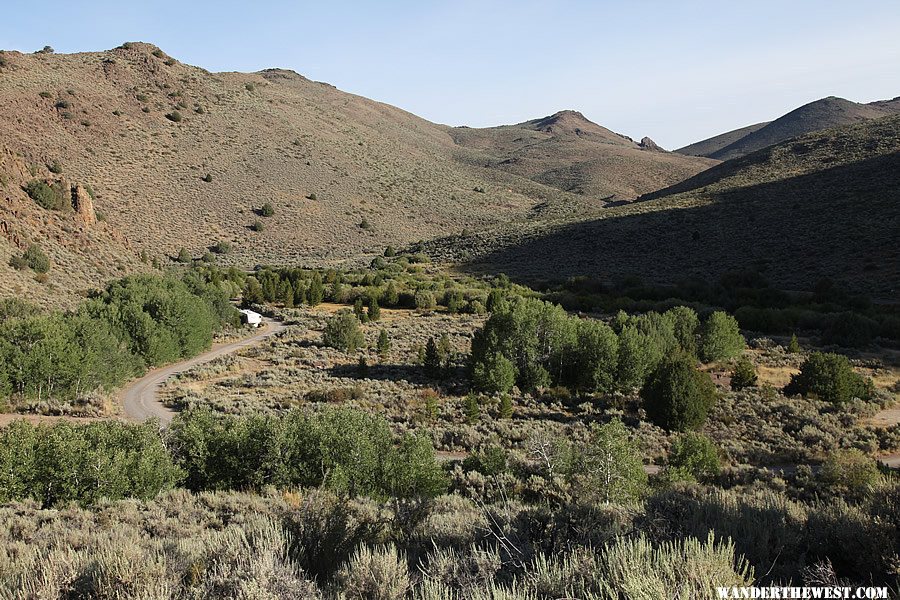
[{"xmin": 239, "ymin": 309, "xmax": 263, "ymax": 328}]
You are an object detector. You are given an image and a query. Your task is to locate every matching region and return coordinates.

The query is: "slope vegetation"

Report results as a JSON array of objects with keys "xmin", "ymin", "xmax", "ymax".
[
  {"xmin": 0, "ymin": 44, "xmax": 714, "ymax": 306},
  {"xmin": 436, "ymin": 116, "xmax": 900, "ymax": 296}
]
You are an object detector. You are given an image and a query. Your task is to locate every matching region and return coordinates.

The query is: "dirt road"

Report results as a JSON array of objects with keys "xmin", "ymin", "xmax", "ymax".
[{"xmin": 120, "ymin": 318, "xmax": 287, "ymax": 425}]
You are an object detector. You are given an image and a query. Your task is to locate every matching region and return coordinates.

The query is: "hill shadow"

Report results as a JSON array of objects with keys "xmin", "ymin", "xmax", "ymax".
[{"xmin": 460, "ymin": 154, "xmax": 900, "ymax": 296}]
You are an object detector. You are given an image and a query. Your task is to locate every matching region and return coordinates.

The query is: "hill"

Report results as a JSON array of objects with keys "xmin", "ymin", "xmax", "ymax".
[
  {"xmin": 676, "ymin": 122, "xmax": 769, "ymax": 157},
  {"xmin": 431, "ymin": 115, "xmax": 900, "ymax": 296},
  {"xmin": 0, "ymin": 44, "xmax": 714, "ymax": 306},
  {"xmin": 450, "ymin": 110, "xmax": 717, "ymax": 199},
  {"xmin": 677, "ymin": 96, "xmax": 897, "ymax": 161}
]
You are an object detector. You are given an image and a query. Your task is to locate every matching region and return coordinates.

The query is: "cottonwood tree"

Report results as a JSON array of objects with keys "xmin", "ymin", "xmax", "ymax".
[{"xmin": 576, "ymin": 419, "xmax": 647, "ymax": 505}]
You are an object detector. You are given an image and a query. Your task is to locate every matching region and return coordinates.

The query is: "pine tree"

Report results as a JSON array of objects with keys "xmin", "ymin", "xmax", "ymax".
[
  {"xmin": 463, "ymin": 393, "xmax": 480, "ymax": 424},
  {"xmin": 368, "ymin": 297, "xmax": 381, "ymax": 321},
  {"xmin": 787, "ymin": 333, "xmax": 801, "ymax": 354},
  {"xmin": 354, "ymin": 298, "xmax": 368, "ymax": 323},
  {"xmin": 377, "ymin": 329, "xmax": 391, "ymax": 359},
  {"xmin": 424, "ymin": 337, "xmax": 442, "ymax": 378},
  {"xmin": 307, "ymin": 273, "xmax": 325, "ymax": 306},
  {"xmin": 499, "ymin": 393, "xmax": 513, "ymax": 419}
]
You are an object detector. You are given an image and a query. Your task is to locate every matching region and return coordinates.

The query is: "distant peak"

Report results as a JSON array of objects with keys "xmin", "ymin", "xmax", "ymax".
[{"xmin": 639, "ymin": 136, "xmax": 665, "ymax": 152}]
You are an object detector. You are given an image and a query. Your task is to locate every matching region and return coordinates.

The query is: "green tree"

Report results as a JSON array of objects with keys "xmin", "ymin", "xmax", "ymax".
[
  {"xmin": 577, "ymin": 419, "xmax": 647, "ymax": 505},
  {"xmin": 307, "ymin": 272, "xmax": 325, "ymax": 306},
  {"xmin": 368, "ymin": 296, "xmax": 381, "ymax": 321},
  {"xmin": 382, "ymin": 282, "xmax": 399, "ymax": 306},
  {"xmin": 242, "ymin": 277, "xmax": 265, "ymax": 306},
  {"xmin": 787, "ymin": 333, "xmax": 801, "ymax": 353},
  {"xmin": 176, "ymin": 247, "xmax": 192, "ymax": 263},
  {"xmin": 730, "ymin": 357, "xmax": 757, "ymax": 391},
  {"xmin": 353, "ymin": 298, "xmax": 368, "ymax": 323},
  {"xmin": 784, "ymin": 352, "xmax": 873, "ymax": 404},
  {"xmin": 377, "ymin": 329, "xmax": 391, "ymax": 359},
  {"xmin": 665, "ymin": 432, "xmax": 720, "ymax": 482},
  {"xmin": 665, "ymin": 306, "xmax": 699, "ymax": 355},
  {"xmin": 23, "ymin": 244, "xmax": 51, "ymax": 274},
  {"xmin": 424, "ymin": 337, "xmax": 443, "ymax": 378},
  {"xmin": 573, "ymin": 319, "xmax": 618, "ymax": 393},
  {"xmin": 641, "ymin": 352, "xmax": 718, "ymax": 432},
  {"xmin": 698, "ymin": 311, "xmax": 745, "ymax": 362},
  {"xmin": 323, "ymin": 310, "xmax": 365, "ymax": 353},
  {"xmin": 498, "ymin": 393, "xmax": 513, "ymax": 419},
  {"xmin": 463, "ymin": 393, "xmax": 481, "ymax": 424},
  {"xmin": 472, "ymin": 352, "xmax": 517, "ymax": 394}
]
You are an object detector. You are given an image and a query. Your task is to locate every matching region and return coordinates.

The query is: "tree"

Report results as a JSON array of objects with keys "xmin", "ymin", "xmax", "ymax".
[
  {"xmin": 665, "ymin": 306, "xmax": 699, "ymax": 355},
  {"xmin": 377, "ymin": 329, "xmax": 391, "ymax": 359},
  {"xmin": 367, "ymin": 297, "xmax": 381, "ymax": 322},
  {"xmin": 665, "ymin": 432, "xmax": 720, "ymax": 482},
  {"xmin": 641, "ymin": 352, "xmax": 718, "ymax": 432},
  {"xmin": 616, "ymin": 325, "xmax": 655, "ymax": 391},
  {"xmin": 323, "ymin": 310, "xmax": 365, "ymax": 353},
  {"xmin": 414, "ymin": 290, "xmax": 436, "ymax": 310},
  {"xmin": 784, "ymin": 352, "xmax": 873, "ymax": 404},
  {"xmin": 574, "ymin": 319, "xmax": 618, "ymax": 393},
  {"xmin": 353, "ymin": 298, "xmax": 368, "ymax": 323},
  {"xmin": 472, "ymin": 352, "xmax": 517, "ymax": 394},
  {"xmin": 577, "ymin": 419, "xmax": 647, "ymax": 504},
  {"xmin": 730, "ymin": 357, "xmax": 757, "ymax": 391},
  {"xmin": 463, "ymin": 393, "xmax": 480, "ymax": 424},
  {"xmin": 176, "ymin": 247, "xmax": 192, "ymax": 264},
  {"xmin": 259, "ymin": 202, "xmax": 275, "ymax": 217},
  {"xmin": 307, "ymin": 273, "xmax": 325, "ymax": 306},
  {"xmin": 423, "ymin": 337, "xmax": 443, "ymax": 378},
  {"xmin": 698, "ymin": 311, "xmax": 745, "ymax": 362},
  {"xmin": 382, "ymin": 282, "xmax": 399, "ymax": 306},
  {"xmin": 242, "ymin": 277, "xmax": 265, "ymax": 306},
  {"xmin": 787, "ymin": 333, "xmax": 801, "ymax": 354},
  {"xmin": 498, "ymin": 393, "xmax": 513, "ymax": 419}
]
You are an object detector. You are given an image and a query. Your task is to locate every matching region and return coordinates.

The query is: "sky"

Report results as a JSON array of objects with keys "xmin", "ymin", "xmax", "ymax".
[{"xmin": 2, "ymin": 1, "xmax": 899, "ymax": 148}]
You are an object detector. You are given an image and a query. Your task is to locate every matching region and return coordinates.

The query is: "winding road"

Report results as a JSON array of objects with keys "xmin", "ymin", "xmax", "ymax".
[{"xmin": 120, "ymin": 317, "xmax": 287, "ymax": 425}]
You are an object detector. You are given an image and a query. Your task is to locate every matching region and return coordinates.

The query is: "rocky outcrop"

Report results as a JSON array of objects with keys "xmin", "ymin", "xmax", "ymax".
[
  {"xmin": 71, "ymin": 184, "xmax": 97, "ymax": 226},
  {"xmin": 639, "ymin": 137, "xmax": 664, "ymax": 152}
]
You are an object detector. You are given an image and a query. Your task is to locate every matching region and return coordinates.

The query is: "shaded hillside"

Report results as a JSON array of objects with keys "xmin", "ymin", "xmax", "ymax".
[
  {"xmin": 449, "ymin": 110, "xmax": 717, "ymax": 199},
  {"xmin": 676, "ymin": 122, "xmax": 768, "ymax": 157},
  {"xmin": 706, "ymin": 97, "xmax": 894, "ymax": 161},
  {"xmin": 433, "ymin": 116, "xmax": 900, "ymax": 296}
]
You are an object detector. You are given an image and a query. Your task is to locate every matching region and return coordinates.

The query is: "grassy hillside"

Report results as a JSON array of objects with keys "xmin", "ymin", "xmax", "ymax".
[
  {"xmin": 431, "ymin": 116, "xmax": 900, "ymax": 296},
  {"xmin": 0, "ymin": 44, "xmax": 713, "ymax": 306},
  {"xmin": 450, "ymin": 110, "xmax": 716, "ymax": 199}
]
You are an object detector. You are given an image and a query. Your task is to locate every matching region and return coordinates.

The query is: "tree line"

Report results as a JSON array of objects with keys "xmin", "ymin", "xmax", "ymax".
[
  {"xmin": 0, "ymin": 407, "xmax": 446, "ymax": 507},
  {"xmin": 0, "ymin": 271, "xmax": 237, "ymax": 404}
]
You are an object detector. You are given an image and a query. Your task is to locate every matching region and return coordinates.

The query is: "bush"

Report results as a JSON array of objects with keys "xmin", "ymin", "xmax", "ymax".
[
  {"xmin": 260, "ymin": 202, "xmax": 275, "ymax": 217},
  {"xmin": 414, "ymin": 290, "xmax": 436, "ymax": 310},
  {"xmin": 575, "ymin": 419, "xmax": 648, "ymax": 504},
  {"xmin": 819, "ymin": 449, "xmax": 881, "ymax": 500},
  {"xmin": 337, "ymin": 545, "xmax": 409, "ymax": 600},
  {"xmin": 22, "ymin": 244, "xmax": 51, "ymax": 273},
  {"xmin": 784, "ymin": 352, "xmax": 873, "ymax": 404},
  {"xmin": 211, "ymin": 240, "xmax": 232, "ymax": 254},
  {"xmin": 699, "ymin": 311, "xmax": 745, "ymax": 362},
  {"xmin": 823, "ymin": 312, "xmax": 878, "ymax": 348},
  {"xmin": 24, "ymin": 180, "xmax": 68, "ymax": 211},
  {"xmin": 730, "ymin": 357, "xmax": 757, "ymax": 390},
  {"xmin": 666, "ymin": 432, "xmax": 720, "ymax": 482},
  {"xmin": 323, "ymin": 310, "xmax": 365, "ymax": 353},
  {"xmin": 47, "ymin": 160, "xmax": 63, "ymax": 174},
  {"xmin": 250, "ymin": 220, "xmax": 265, "ymax": 232},
  {"xmin": 641, "ymin": 352, "xmax": 717, "ymax": 431},
  {"xmin": 175, "ymin": 247, "xmax": 192, "ymax": 263},
  {"xmin": 165, "ymin": 111, "xmax": 183, "ymax": 122}
]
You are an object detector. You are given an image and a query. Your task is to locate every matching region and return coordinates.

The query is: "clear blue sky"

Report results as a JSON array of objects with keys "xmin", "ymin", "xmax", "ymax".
[{"xmin": 3, "ymin": 0, "xmax": 899, "ymax": 148}]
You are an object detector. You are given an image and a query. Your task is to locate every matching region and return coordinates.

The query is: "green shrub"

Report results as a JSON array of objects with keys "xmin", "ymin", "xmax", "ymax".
[
  {"xmin": 698, "ymin": 311, "xmax": 745, "ymax": 362},
  {"xmin": 323, "ymin": 310, "xmax": 365, "ymax": 353},
  {"xmin": 165, "ymin": 111, "xmax": 182, "ymax": 122},
  {"xmin": 730, "ymin": 357, "xmax": 757, "ymax": 390},
  {"xmin": 377, "ymin": 329, "xmax": 391, "ymax": 358},
  {"xmin": 46, "ymin": 160, "xmax": 63, "ymax": 173},
  {"xmin": 787, "ymin": 333, "xmax": 801, "ymax": 353},
  {"xmin": 666, "ymin": 432, "xmax": 720, "ymax": 482},
  {"xmin": 472, "ymin": 352, "xmax": 517, "ymax": 394},
  {"xmin": 22, "ymin": 244, "xmax": 51, "ymax": 273},
  {"xmin": 337, "ymin": 545, "xmax": 409, "ymax": 600},
  {"xmin": 211, "ymin": 240, "xmax": 232, "ymax": 254},
  {"xmin": 784, "ymin": 352, "xmax": 873, "ymax": 404},
  {"xmin": 175, "ymin": 247, "xmax": 192, "ymax": 263},
  {"xmin": 820, "ymin": 449, "xmax": 880, "ymax": 499},
  {"xmin": 414, "ymin": 290, "xmax": 436, "ymax": 309},
  {"xmin": 641, "ymin": 352, "xmax": 717, "ymax": 431},
  {"xmin": 249, "ymin": 220, "xmax": 265, "ymax": 232},
  {"xmin": 24, "ymin": 180, "xmax": 68, "ymax": 210},
  {"xmin": 260, "ymin": 202, "xmax": 275, "ymax": 217},
  {"xmin": 463, "ymin": 446, "xmax": 508, "ymax": 476}
]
